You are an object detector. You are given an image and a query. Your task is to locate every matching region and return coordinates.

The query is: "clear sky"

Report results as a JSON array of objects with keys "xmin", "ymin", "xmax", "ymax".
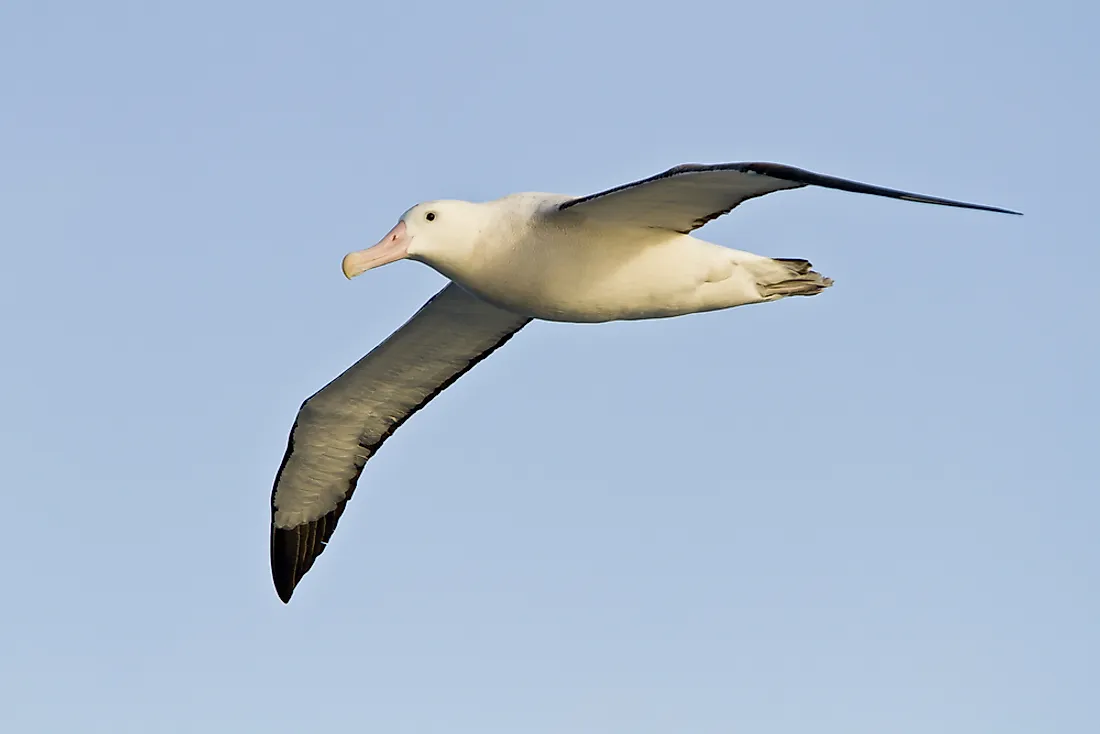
[{"xmin": 1, "ymin": 2, "xmax": 1096, "ymax": 732}]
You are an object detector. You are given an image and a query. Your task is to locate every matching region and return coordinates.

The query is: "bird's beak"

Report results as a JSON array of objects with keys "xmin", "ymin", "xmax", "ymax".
[{"xmin": 342, "ymin": 220, "xmax": 410, "ymax": 279}]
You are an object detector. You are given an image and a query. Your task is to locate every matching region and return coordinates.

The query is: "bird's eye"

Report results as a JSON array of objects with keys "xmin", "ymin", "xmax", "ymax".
[{"xmin": 425, "ymin": 211, "xmax": 436, "ymax": 222}]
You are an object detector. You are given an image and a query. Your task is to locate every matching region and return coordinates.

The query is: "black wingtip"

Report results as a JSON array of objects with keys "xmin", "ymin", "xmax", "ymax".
[
  {"xmin": 736, "ymin": 162, "xmax": 1023, "ymax": 217},
  {"xmin": 270, "ymin": 509, "xmax": 344, "ymax": 604},
  {"xmin": 897, "ymin": 194, "xmax": 1023, "ymax": 216},
  {"xmin": 270, "ymin": 526, "xmax": 301, "ymax": 604}
]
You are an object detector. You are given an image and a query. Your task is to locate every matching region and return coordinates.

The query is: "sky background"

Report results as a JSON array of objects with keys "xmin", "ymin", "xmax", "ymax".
[{"xmin": 1, "ymin": 2, "xmax": 1097, "ymax": 732}]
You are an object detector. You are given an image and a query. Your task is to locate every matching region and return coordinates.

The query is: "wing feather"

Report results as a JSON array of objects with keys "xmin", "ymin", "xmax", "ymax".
[
  {"xmin": 557, "ymin": 161, "xmax": 1020, "ymax": 233},
  {"xmin": 269, "ymin": 282, "xmax": 531, "ymax": 602}
]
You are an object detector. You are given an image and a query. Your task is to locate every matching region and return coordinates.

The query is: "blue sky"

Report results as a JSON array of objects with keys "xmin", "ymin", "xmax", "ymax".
[{"xmin": 1, "ymin": 1, "xmax": 1097, "ymax": 732}]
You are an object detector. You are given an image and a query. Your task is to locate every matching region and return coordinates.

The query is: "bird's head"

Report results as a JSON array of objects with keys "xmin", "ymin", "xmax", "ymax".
[{"xmin": 342, "ymin": 200, "xmax": 486, "ymax": 280}]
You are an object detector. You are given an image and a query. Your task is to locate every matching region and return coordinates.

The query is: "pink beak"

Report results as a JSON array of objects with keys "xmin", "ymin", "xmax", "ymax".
[{"xmin": 342, "ymin": 220, "xmax": 410, "ymax": 279}]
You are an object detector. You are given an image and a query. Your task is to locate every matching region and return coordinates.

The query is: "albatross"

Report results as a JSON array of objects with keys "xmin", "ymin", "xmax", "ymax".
[{"xmin": 269, "ymin": 161, "xmax": 1019, "ymax": 602}]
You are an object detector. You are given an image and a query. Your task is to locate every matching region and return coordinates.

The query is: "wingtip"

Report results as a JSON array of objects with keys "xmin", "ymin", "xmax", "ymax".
[
  {"xmin": 983, "ymin": 206, "xmax": 1023, "ymax": 216},
  {"xmin": 978, "ymin": 203, "xmax": 1024, "ymax": 216},
  {"xmin": 896, "ymin": 193, "xmax": 1022, "ymax": 216},
  {"xmin": 738, "ymin": 162, "xmax": 1023, "ymax": 218},
  {"xmin": 272, "ymin": 568, "xmax": 296, "ymax": 604},
  {"xmin": 270, "ymin": 526, "xmax": 300, "ymax": 604}
]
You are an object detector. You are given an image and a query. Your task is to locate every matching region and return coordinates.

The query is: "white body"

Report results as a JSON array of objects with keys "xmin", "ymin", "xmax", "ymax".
[{"xmin": 408, "ymin": 194, "xmax": 814, "ymax": 323}]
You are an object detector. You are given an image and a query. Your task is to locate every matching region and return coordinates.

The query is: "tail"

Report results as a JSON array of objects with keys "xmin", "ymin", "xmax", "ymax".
[{"xmin": 755, "ymin": 258, "xmax": 833, "ymax": 299}]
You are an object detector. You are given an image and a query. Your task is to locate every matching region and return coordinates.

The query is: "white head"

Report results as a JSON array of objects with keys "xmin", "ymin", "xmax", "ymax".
[{"xmin": 341, "ymin": 200, "xmax": 486, "ymax": 280}]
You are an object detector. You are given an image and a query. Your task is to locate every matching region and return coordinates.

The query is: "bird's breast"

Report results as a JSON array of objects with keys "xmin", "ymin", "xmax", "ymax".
[{"xmin": 448, "ymin": 227, "xmax": 733, "ymax": 323}]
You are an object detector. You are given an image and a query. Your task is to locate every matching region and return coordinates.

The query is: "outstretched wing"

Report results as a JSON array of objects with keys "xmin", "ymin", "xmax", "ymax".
[
  {"xmin": 556, "ymin": 161, "xmax": 1020, "ymax": 233},
  {"xmin": 269, "ymin": 282, "xmax": 531, "ymax": 603}
]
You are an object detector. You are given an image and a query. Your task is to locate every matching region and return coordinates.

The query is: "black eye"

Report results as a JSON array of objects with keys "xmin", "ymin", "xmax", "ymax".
[{"xmin": 425, "ymin": 211, "xmax": 436, "ymax": 222}]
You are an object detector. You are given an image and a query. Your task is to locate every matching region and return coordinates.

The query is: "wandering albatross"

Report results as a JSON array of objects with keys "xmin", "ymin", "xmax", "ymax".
[{"xmin": 270, "ymin": 161, "xmax": 1020, "ymax": 602}]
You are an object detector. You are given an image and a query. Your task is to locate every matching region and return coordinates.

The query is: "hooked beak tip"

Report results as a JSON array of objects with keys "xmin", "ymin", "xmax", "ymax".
[
  {"xmin": 342, "ymin": 220, "xmax": 409, "ymax": 280},
  {"xmin": 341, "ymin": 253, "xmax": 358, "ymax": 280}
]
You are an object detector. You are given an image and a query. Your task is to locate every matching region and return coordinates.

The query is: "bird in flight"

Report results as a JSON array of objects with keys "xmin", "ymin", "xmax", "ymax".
[{"xmin": 269, "ymin": 161, "xmax": 1020, "ymax": 602}]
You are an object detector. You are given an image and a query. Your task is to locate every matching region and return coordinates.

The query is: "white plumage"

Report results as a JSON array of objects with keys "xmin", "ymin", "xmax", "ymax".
[{"xmin": 270, "ymin": 160, "xmax": 1020, "ymax": 602}]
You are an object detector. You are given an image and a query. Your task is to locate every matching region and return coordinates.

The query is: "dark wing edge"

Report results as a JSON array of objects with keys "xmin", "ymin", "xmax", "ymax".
[
  {"xmin": 269, "ymin": 317, "xmax": 532, "ymax": 604},
  {"xmin": 269, "ymin": 414, "xmax": 355, "ymax": 604},
  {"xmin": 733, "ymin": 162, "xmax": 1022, "ymax": 215},
  {"xmin": 558, "ymin": 161, "xmax": 1022, "ymax": 224}
]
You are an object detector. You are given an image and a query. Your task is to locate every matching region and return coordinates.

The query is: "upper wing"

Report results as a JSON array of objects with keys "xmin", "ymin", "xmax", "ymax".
[
  {"xmin": 556, "ymin": 162, "xmax": 1021, "ymax": 233},
  {"xmin": 269, "ymin": 282, "xmax": 531, "ymax": 603}
]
